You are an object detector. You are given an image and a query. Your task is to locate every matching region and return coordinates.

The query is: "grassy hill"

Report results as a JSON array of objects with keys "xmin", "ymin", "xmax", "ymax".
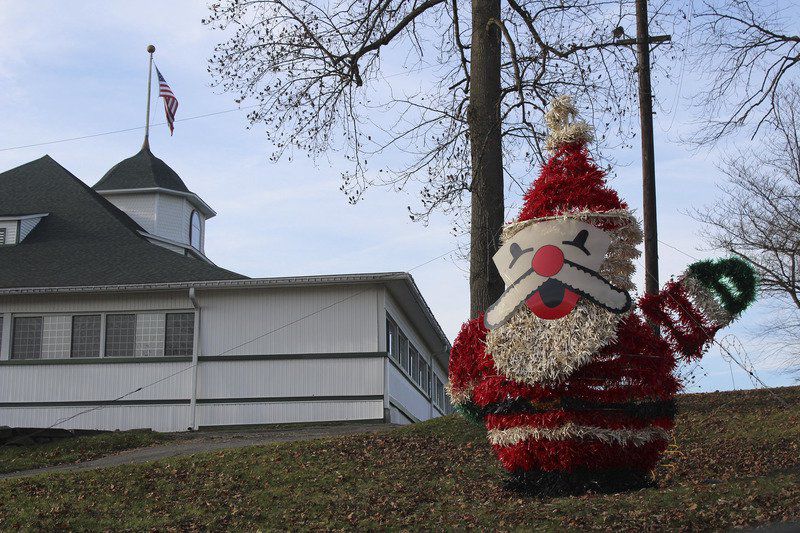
[{"xmin": 1, "ymin": 386, "xmax": 798, "ymax": 531}]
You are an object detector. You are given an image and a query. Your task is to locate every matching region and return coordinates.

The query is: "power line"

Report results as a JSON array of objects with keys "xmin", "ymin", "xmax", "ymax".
[
  {"xmin": 0, "ymin": 64, "xmax": 441, "ymax": 155},
  {"xmin": 0, "ymin": 104, "xmax": 261, "ymax": 153}
]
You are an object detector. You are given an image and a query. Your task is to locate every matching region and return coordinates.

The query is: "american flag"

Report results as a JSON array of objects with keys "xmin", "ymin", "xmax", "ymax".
[{"xmin": 155, "ymin": 66, "xmax": 178, "ymax": 135}]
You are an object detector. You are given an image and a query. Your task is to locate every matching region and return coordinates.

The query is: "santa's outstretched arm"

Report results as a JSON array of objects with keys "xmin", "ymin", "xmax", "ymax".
[{"xmin": 638, "ymin": 257, "xmax": 758, "ymax": 360}]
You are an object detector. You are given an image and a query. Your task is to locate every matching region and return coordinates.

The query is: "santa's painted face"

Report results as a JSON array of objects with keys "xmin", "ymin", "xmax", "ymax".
[{"xmin": 485, "ymin": 219, "xmax": 631, "ymax": 329}]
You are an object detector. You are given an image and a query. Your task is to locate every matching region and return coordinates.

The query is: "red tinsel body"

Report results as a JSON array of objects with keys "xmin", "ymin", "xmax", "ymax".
[{"xmin": 449, "ymin": 288, "xmax": 707, "ymax": 479}]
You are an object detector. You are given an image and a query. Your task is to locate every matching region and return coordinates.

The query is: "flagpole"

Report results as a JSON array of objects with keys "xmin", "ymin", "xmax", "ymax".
[{"xmin": 143, "ymin": 44, "xmax": 155, "ymax": 149}]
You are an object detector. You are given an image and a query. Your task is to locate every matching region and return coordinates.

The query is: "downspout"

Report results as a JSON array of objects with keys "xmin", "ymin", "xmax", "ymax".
[{"xmin": 188, "ymin": 287, "xmax": 201, "ymax": 431}]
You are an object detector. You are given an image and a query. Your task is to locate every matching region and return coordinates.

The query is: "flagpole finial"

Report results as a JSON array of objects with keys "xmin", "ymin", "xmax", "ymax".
[{"xmin": 147, "ymin": 44, "xmax": 155, "ymax": 54}]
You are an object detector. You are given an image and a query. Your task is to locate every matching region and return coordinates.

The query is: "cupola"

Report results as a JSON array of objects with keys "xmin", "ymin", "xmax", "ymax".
[{"xmin": 93, "ymin": 140, "xmax": 214, "ymax": 258}]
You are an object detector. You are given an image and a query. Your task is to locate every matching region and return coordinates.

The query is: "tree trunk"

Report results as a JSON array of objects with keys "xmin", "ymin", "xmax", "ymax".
[{"xmin": 468, "ymin": 0, "xmax": 505, "ymax": 318}]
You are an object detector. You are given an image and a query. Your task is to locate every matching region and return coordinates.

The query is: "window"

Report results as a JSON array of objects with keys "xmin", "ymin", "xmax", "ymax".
[
  {"xmin": 190, "ymin": 210, "xmax": 202, "ymax": 250},
  {"xmin": 0, "ymin": 228, "xmax": 5, "ymax": 245},
  {"xmin": 12, "ymin": 317, "xmax": 43, "ymax": 359},
  {"xmin": 435, "ymin": 378, "xmax": 446, "ymax": 411},
  {"xmin": 165, "ymin": 313, "xmax": 194, "ymax": 356},
  {"xmin": 105, "ymin": 314, "xmax": 136, "ymax": 357},
  {"xmin": 420, "ymin": 359, "xmax": 431, "ymax": 396},
  {"xmin": 399, "ymin": 333, "xmax": 410, "ymax": 372},
  {"xmin": 386, "ymin": 317, "xmax": 398, "ymax": 362},
  {"xmin": 42, "ymin": 315, "xmax": 71, "ymax": 358},
  {"xmin": 135, "ymin": 313, "xmax": 165, "ymax": 357},
  {"xmin": 71, "ymin": 315, "xmax": 101, "ymax": 357},
  {"xmin": 409, "ymin": 344, "xmax": 420, "ymax": 385}
]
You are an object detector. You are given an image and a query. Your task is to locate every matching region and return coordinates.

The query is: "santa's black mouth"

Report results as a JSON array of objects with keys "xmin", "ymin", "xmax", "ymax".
[{"xmin": 537, "ymin": 278, "xmax": 565, "ymax": 308}]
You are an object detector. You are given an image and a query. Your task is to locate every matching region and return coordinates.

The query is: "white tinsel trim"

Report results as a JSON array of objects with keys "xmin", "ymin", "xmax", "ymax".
[
  {"xmin": 544, "ymin": 95, "xmax": 594, "ymax": 152},
  {"xmin": 446, "ymin": 382, "xmax": 475, "ymax": 406},
  {"xmin": 485, "ymin": 299, "xmax": 625, "ymax": 386},
  {"xmin": 681, "ymin": 273, "xmax": 732, "ymax": 327},
  {"xmin": 487, "ymin": 423, "xmax": 671, "ymax": 447}
]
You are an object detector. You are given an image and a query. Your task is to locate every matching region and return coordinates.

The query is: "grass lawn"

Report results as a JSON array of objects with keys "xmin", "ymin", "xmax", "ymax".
[
  {"xmin": 0, "ymin": 386, "xmax": 798, "ymax": 530},
  {"xmin": 0, "ymin": 430, "xmax": 175, "ymax": 475}
]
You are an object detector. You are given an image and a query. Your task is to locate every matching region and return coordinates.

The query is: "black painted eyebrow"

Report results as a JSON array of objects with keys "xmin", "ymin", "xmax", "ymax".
[
  {"xmin": 562, "ymin": 230, "xmax": 591, "ymax": 255},
  {"xmin": 508, "ymin": 242, "xmax": 534, "ymax": 268}
]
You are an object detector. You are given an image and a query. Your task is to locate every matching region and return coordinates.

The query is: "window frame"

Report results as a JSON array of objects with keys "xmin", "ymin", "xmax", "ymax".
[
  {"xmin": 386, "ymin": 316, "xmax": 399, "ymax": 362},
  {"xmin": 104, "ymin": 313, "xmax": 137, "ymax": 358},
  {"xmin": 164, "ymin": 312, "xmax": 195, "ymax": 356},
  {"xmin": 399, "ymin": 332, "xmax": 410, "ymax": 373},
  {"xmin": 189, "ymin": 210, "xmax": 202, "ymax": 250},
  {"xmin": 70, "ymin": 314, "xmax": 102, "ymax": 358},
  {"xmin": 11, "ymin": 316, "xmax": 44, "ymax": 360}
]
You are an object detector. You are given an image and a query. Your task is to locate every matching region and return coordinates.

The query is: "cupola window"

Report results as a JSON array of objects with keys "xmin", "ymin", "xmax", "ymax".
[{"xmin": 190, "ymin": 210, "xmax": 201, "ymax": 250}]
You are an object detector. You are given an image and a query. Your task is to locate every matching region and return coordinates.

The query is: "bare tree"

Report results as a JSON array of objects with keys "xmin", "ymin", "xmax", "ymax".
[
  {"xmin": 204, "ymin": 0, "xmax": 675, "ymax": 316},
  {"xmin": 694, "ymin": 87, "xmax": 800, "ymax": 374},
  {"xmin": 693, "ymin": 0, "xmax": 800, "ymax": 143}
]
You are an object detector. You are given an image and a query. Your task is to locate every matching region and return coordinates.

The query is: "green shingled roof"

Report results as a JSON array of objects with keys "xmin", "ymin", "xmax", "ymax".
[{"xmin": 0, "ymin": 156, "xmax": 246, "ymax": 288}]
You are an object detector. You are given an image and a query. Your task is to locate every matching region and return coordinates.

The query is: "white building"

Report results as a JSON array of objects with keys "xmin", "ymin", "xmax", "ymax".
[{"xmin": 0, "ymin": 143, "xmax": 451, "ymax": 432}]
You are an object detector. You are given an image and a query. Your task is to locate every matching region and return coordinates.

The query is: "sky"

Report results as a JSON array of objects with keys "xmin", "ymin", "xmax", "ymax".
[{"xmin": 0, "ymin": 1, "xmax": 795, "ymax": 392}]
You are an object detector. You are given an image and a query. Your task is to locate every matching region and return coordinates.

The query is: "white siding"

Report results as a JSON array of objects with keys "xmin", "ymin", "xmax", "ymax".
[
  {"xmin": 0, "ymin": 291, "xmax": 190, "ymax": 314},
  {"xmin": 197, "ymin": 358, "xmax": 383, "ymax": 399},
  {"xmin": 0, "ymin": 221, "xmax": 18, "ymax": 244},
  {"xmin": 155, "ymin": 194, "xmax": 193, "ymax": 245},
  {"xmin": 0, "ymin": 358, "xmax": 383, "ymax": 432},
  {"xmin": 198, "ymin": 285, "xmax": 380, "ymax": 356},
  {"xmin": 388, "ymin": 363, "xmax": 432, "ymax": 423},
  {"xmin": 0, "ymin": 405, "xmax": 190, "ymax": 433},
  {"xmin": 104, "ymin": 194, "xmax": 157, "ymax": 233},
  {"xmin": 197, "ymin": 399, "xmax": 383, "ymax": 427},
  {"xmin": 0, "ymin": 361, "xmax": 191, "ymax": 403}
]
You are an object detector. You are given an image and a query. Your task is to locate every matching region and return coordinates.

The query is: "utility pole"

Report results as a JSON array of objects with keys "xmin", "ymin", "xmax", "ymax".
[
  {"xmin": 635, "ymin": 0, "xmax": 659, "ymax": 296},
  {"xmin": 615, "ymin": 1, "xmax": 669, "ymax": 296}
]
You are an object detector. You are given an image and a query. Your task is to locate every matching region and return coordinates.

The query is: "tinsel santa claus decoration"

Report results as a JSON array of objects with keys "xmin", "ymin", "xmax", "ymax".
[{"xmin": 448, "ymin": 96, "xmax": 757, "ymax": 494}]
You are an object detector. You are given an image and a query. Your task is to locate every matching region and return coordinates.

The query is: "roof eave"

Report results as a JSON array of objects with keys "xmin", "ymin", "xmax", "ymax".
[
  {"xmin": 95, "ymin": 188, "xmax": 217, "ymax": 218},
  {"xmin": 0, "ymin": 213, "xmax": 49, "ymax": 221}
]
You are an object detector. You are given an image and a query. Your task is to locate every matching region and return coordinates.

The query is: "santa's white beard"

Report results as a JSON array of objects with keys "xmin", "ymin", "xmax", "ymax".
[{"xmin": 485, "ymin": 299, "xmax": 627, "ymax": 386}]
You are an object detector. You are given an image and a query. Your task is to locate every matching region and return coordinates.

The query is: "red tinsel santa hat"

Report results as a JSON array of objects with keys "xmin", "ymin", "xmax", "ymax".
[{"xmin": 518, "ymin": 97, "xmax": 626, "ymax": 222}]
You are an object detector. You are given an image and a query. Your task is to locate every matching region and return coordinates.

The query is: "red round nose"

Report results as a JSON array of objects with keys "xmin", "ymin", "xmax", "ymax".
[{"xmin": 532, "ymin": 245, "xmax": 564, "ymax": 277}]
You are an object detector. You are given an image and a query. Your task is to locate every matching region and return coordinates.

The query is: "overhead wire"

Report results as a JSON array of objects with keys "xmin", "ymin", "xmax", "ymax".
[{"xmin": 0, "ymin": 104, "xmax": 262, "ymax": 153}]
